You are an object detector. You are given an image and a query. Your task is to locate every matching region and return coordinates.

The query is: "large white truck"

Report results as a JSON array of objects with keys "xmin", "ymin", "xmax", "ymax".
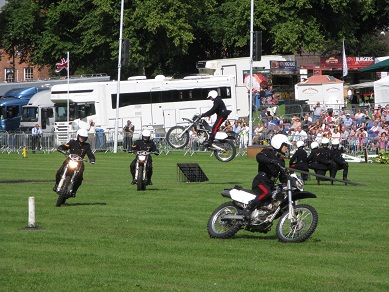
[
  {"xmin": 50, "ymin": 75, "xmax": 241, "ymax": 144},
  {"xmin": 20, "ymin": 90, "xmax": 55, "ymax": 133},
  {"xmin": 19, "ymin": 75, "xmax": 111, "ymax": 133}
]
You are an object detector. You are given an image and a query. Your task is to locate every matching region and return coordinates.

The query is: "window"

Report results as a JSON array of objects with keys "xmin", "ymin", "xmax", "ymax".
[{"xmin": 24, "ymin": 68, "xmax": 33, "ymax": 81}]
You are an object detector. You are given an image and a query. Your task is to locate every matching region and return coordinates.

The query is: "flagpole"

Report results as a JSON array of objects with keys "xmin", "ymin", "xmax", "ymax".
[
  {"xmin": 114, "ymin": 0, "xmax": 124, "ymax": 153},
  {"xmin": 67, "ymin": 51, "xmax": 70, "ymax": 140},
  {"xmin": 248, "ymin": 0, "xmax": 254, "ymax": 146}
]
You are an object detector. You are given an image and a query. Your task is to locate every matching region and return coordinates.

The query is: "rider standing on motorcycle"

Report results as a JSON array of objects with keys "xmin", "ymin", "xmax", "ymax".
[
  {"xmin": 53, "ymin": 129, "xmax": 95, "ymax": 196},
  {"xmin": 130, "ymin": 129, "xmax": 159, "ymax": 185},
  {"xmin": 243, "ymin": 134, "xmax": 290, "ymax": 219},
  {"xmin": 201, "ymin": 90, "xmax": 232, "ymax": 147}
]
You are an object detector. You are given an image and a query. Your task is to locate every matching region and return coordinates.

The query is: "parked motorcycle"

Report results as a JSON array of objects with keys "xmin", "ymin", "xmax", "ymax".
[
  {"xmin": 131, "ymin": 150, "xmax": 157, "ymax": 191},
  {"xmin": 207, "ymin": 166, "xmax": 318, "ymax": 242},
  {"xmin": 54, "ymin": 151, "xmax": 89, "ymax": 206},
  {"xmin": 166, "ymin": 114, "xmax": 237, "ymax": 162}
]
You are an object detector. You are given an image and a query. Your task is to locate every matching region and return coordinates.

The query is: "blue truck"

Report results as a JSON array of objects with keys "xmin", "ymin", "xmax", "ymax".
[{"xmin": 0, "ymin": 87, "xmax": 49, "ymax": 131}]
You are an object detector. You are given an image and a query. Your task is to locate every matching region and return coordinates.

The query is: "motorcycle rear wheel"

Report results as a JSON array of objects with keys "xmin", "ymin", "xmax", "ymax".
[
  {"xmin": 276, "ymin": 204, "xmax": 318, "ymax": 243},
  {"xmin": 166, "ymin": 126, "xmax": 189, "ymax": 149},
  {"xmin": 207, "ymin": 202, "xmax": 242, "ymax": 238},
  {"xmin": 137, "ymin": 165, "xmax": 146, "ymax": 191},
  {"xmin": 214, "ymin": 140, "xmax": 236, "ymax": 162}
]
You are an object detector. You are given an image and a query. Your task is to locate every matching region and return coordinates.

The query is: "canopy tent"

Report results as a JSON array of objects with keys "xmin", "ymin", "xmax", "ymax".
[
  {"xmin": 360, "ymin": 58, "xmax": 389, "ymax": 73},
  {"xmin": 374, "ymin": 75, "xmax": 389, "ymax": 105}
]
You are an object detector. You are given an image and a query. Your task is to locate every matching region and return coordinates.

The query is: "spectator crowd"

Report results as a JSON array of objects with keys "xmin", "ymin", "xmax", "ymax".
[{"xmin": 216, "ymin": 103, "xmax": 389, "ymax": 153}]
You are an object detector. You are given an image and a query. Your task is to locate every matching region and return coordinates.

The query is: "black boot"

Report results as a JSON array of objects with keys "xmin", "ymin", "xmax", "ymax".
[{"xmin": 242, "ymin": 200, "xmax": 256, "ymax": 220}]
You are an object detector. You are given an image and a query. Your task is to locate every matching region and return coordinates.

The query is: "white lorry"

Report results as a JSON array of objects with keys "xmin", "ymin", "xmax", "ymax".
[{"xmin": 20, "ymin": 90, "xmax": 55, "ymax": 133}]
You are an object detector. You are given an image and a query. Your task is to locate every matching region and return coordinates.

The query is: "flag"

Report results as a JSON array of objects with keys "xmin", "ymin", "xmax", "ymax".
[
  {"xmin": 342, "ymin": 39, "xmax": 348, "ymax": 77},
  {"xmin": 55, "ymin": 57, "xmax": 69, "ymax": 73}
]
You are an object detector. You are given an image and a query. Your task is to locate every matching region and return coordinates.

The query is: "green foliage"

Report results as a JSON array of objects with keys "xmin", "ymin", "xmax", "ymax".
[
  {"xmin": 375, "ymin": 150, "xmax": 389, "ymax": 164},
  {"xmin": 0, "ymin": 152, "xmax": 388, "ymax": 291},
  {"xmin": 0, "ymin": 0, "xmax": 388, "ymax": 77}
]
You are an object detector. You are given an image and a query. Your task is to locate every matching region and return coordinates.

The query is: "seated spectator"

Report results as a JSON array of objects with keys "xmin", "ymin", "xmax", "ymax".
[
  {"xmin": 223, "ymin": 120, "xmax": 233, "ymax": 132},
  {"xmin": 354, "ymin": 109, "xmax": 365, "ymax": 125},
  {"xmin": 343, "ymin": 113, "xmax": 354, "ymax": 128},
  {"xmin": 232, "ymin": 120, "xmax": 241, "ymax": 134},
  {"xmin": 367, "ymin": 121, "xmax": 381, "ymax": 138}
]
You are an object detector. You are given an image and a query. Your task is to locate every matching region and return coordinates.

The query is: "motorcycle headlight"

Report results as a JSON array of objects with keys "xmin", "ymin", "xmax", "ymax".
[
  {"xmin": 138, "ymin": 155, "xmax": 147, "ymax": 162},
  {"xmin": 69, "ymin": 160, "xmax": 79, "ymax": 169}
]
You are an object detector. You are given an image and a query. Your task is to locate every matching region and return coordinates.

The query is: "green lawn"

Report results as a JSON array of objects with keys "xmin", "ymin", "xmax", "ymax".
[{"xmin": 0, "ymin": 151, "xmax": 388, "ymax": 291}]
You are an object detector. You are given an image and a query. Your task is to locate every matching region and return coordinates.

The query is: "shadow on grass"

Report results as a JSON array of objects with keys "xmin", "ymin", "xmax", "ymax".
[
  {"xmin": 0, "ymin": 180, "xmax": 53, "ymax": 184},
  {"xmin": 61, "ymin": 202, "xmax": 107, "ymax": 206},
  {"xmin": 233, "ymin": 234, "xmax": 278, "ymax": 240}
]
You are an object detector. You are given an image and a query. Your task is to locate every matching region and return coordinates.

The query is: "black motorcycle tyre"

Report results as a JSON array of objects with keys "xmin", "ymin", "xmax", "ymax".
[
  {"xmin": 214, "ymin": 140, "xmax": 236, "ymax": 162},
  {"xmin": 207, "ymin": 202, "xmax": 242, "ymax": 238},
  {"xmin": 276, "ymin": 204, "xmax": 318, "ymax": 243},
  {"xmin": 56, "ymin": 176, "xmax": 71, "ymax": 206},
  {"xmin": 166, "ymin": 126, "xmax": 189, "ymax": 149},
  {"xmin": 137, "ymin": 165, "xmax": 146, "ymax": 191}
]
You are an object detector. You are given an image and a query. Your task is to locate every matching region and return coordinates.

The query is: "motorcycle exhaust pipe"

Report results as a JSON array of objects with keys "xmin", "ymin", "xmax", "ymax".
[{"xmin": 221, "ymin": 214, "xmax": 244, "ymax": 220}]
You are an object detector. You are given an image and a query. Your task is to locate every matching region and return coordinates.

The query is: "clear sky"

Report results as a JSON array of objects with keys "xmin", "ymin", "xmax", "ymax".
[{"xmin": 0, "ymin": 1, "xmax": 6, "ymax": 9}]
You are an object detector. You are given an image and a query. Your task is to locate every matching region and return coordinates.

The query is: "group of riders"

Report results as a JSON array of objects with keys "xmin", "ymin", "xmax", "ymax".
[{"xmin": 52, "ymin": 90, "xmax": 349, "ymax": 218}]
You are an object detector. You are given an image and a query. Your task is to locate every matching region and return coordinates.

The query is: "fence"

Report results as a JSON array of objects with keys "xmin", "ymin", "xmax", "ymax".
[{"xmin": 0, "ymin": 129, "xmax": 386, "ymax": 161}]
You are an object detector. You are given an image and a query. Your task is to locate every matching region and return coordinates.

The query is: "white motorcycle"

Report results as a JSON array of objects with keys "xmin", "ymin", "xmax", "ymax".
[{"xmin": 207, "ymin": 166, "xmax": 318, "ymax": 242}]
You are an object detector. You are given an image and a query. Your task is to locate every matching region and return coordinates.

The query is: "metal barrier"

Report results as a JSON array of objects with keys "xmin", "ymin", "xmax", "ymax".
[{"xmin": 1, "ymin": 129, "xmax": 386, "ymax": 159}]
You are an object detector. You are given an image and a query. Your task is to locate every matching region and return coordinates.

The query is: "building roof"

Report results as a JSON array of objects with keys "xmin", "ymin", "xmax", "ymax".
[{"xmin": 299, "ymin": 75, "xmax": 343, "ymax": 84}]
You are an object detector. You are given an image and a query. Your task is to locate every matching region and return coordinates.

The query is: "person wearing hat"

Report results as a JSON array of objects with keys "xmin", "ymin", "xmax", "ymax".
[
  {"xmin": 343, "ymin": 113, "xmax": 353, "ymax": 128},
  {"xmin": 201, "ymin": 90, "xmax": 231, "ymax": 147},
  {"xmin": 31, "ymin": 124, "xmax": 43, "ymax": 153}
]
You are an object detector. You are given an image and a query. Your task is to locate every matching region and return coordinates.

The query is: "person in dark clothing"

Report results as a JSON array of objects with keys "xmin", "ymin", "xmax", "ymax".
[
  {"xmin": 289, "ymin": 140, "xmax": 309, "ymax": 181},
  {"xmin": 130, "ymin": 129, "xmax": 159, "ymax": 185},
  {"xmin": 243, "ymin": 134, "xmax": 290, "ymax": 219},
  {"xmin": 331, "ymin": 139, "xmax": 349, "ymax": 182},
  {"xmin": 308, "ymin": 138, "xmax": 337, "ymax": 184},
  {"xmin": 201, "ymin": 90, "xmax": 232, "ymax": 147},
  {"xmin": 53, "ymin": 129, "xmax": 96, "ymax": 197}
]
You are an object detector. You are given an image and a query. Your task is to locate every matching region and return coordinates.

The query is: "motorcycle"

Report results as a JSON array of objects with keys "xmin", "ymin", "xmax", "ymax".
[
  {"xmin": 54, "ymin": 151, "xmax": 90, "ymax": 206},
  {"xmin": 207, "ymin": 166, "xmax": 318, "ymax": 242},
  {"xmin": 131, "ymin": 150, "xmax": 157, "ymax": 191},
  {"xmin": 166, "ymin": 114, "xmax": 237, "ymax": 162}
]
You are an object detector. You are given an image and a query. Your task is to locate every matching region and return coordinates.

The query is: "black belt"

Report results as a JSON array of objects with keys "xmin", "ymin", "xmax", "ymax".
[{"xmin": 257, "ymin": 171, "xmax": 276, "ymax": 182}]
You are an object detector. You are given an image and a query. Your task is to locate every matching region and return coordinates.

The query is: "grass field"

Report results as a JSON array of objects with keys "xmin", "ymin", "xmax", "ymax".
[{"xmin": 0, "ymin": 150, "xmax": 388, "ymax": 291}]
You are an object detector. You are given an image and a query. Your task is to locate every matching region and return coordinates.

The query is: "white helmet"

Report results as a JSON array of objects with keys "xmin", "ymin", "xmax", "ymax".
[
  {"xmin": 77, "ymin": 129, "xmax": 88, "ymax": 140},
  {"xmin": 321, "ymin": 137, "xmax": 330, "ymax": 145},
  {"xmin": 332, "ymin": 139, "xmax": 340, "ymax": 146},
  {"xmin": 296, "ymin": 141, "xmax": 305, "ymax": 148},
  {"xmin": 311, "ymin": 141, "xmax": 319, "ymax": 150},
  {"xmin": 270, "ymin": 134, "xmax": 291, "ymax": 151},
  {"xmin": 207, "ymin": 90, "xmax": 218, "ymax": 99},
  {"xmin": 142, "ymin": 129, "xmax": 151, "ymax": 139}
]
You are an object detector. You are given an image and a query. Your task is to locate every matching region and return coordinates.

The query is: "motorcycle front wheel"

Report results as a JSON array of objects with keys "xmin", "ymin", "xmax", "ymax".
[
  {"xmin": 56, "ymin": 177, "xmax": 71, "ymax": 206},
  {"xmin": 276, "ymin": 204, "xmax": 318, "ymax": 243},
  {"xmin": 207, "ymin": 202, "xmax": 242, "ymax": 239},
  {"xmin": 166, "ymin": 126, "xmax": 189, "ymax": 149},
  {"xmin": 214, "ymin": 140, "xmax": 236, "ymax": 162},
  {"xmin": 137, "ymin": 165, "xmax": 146, "ymax": 191}
]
